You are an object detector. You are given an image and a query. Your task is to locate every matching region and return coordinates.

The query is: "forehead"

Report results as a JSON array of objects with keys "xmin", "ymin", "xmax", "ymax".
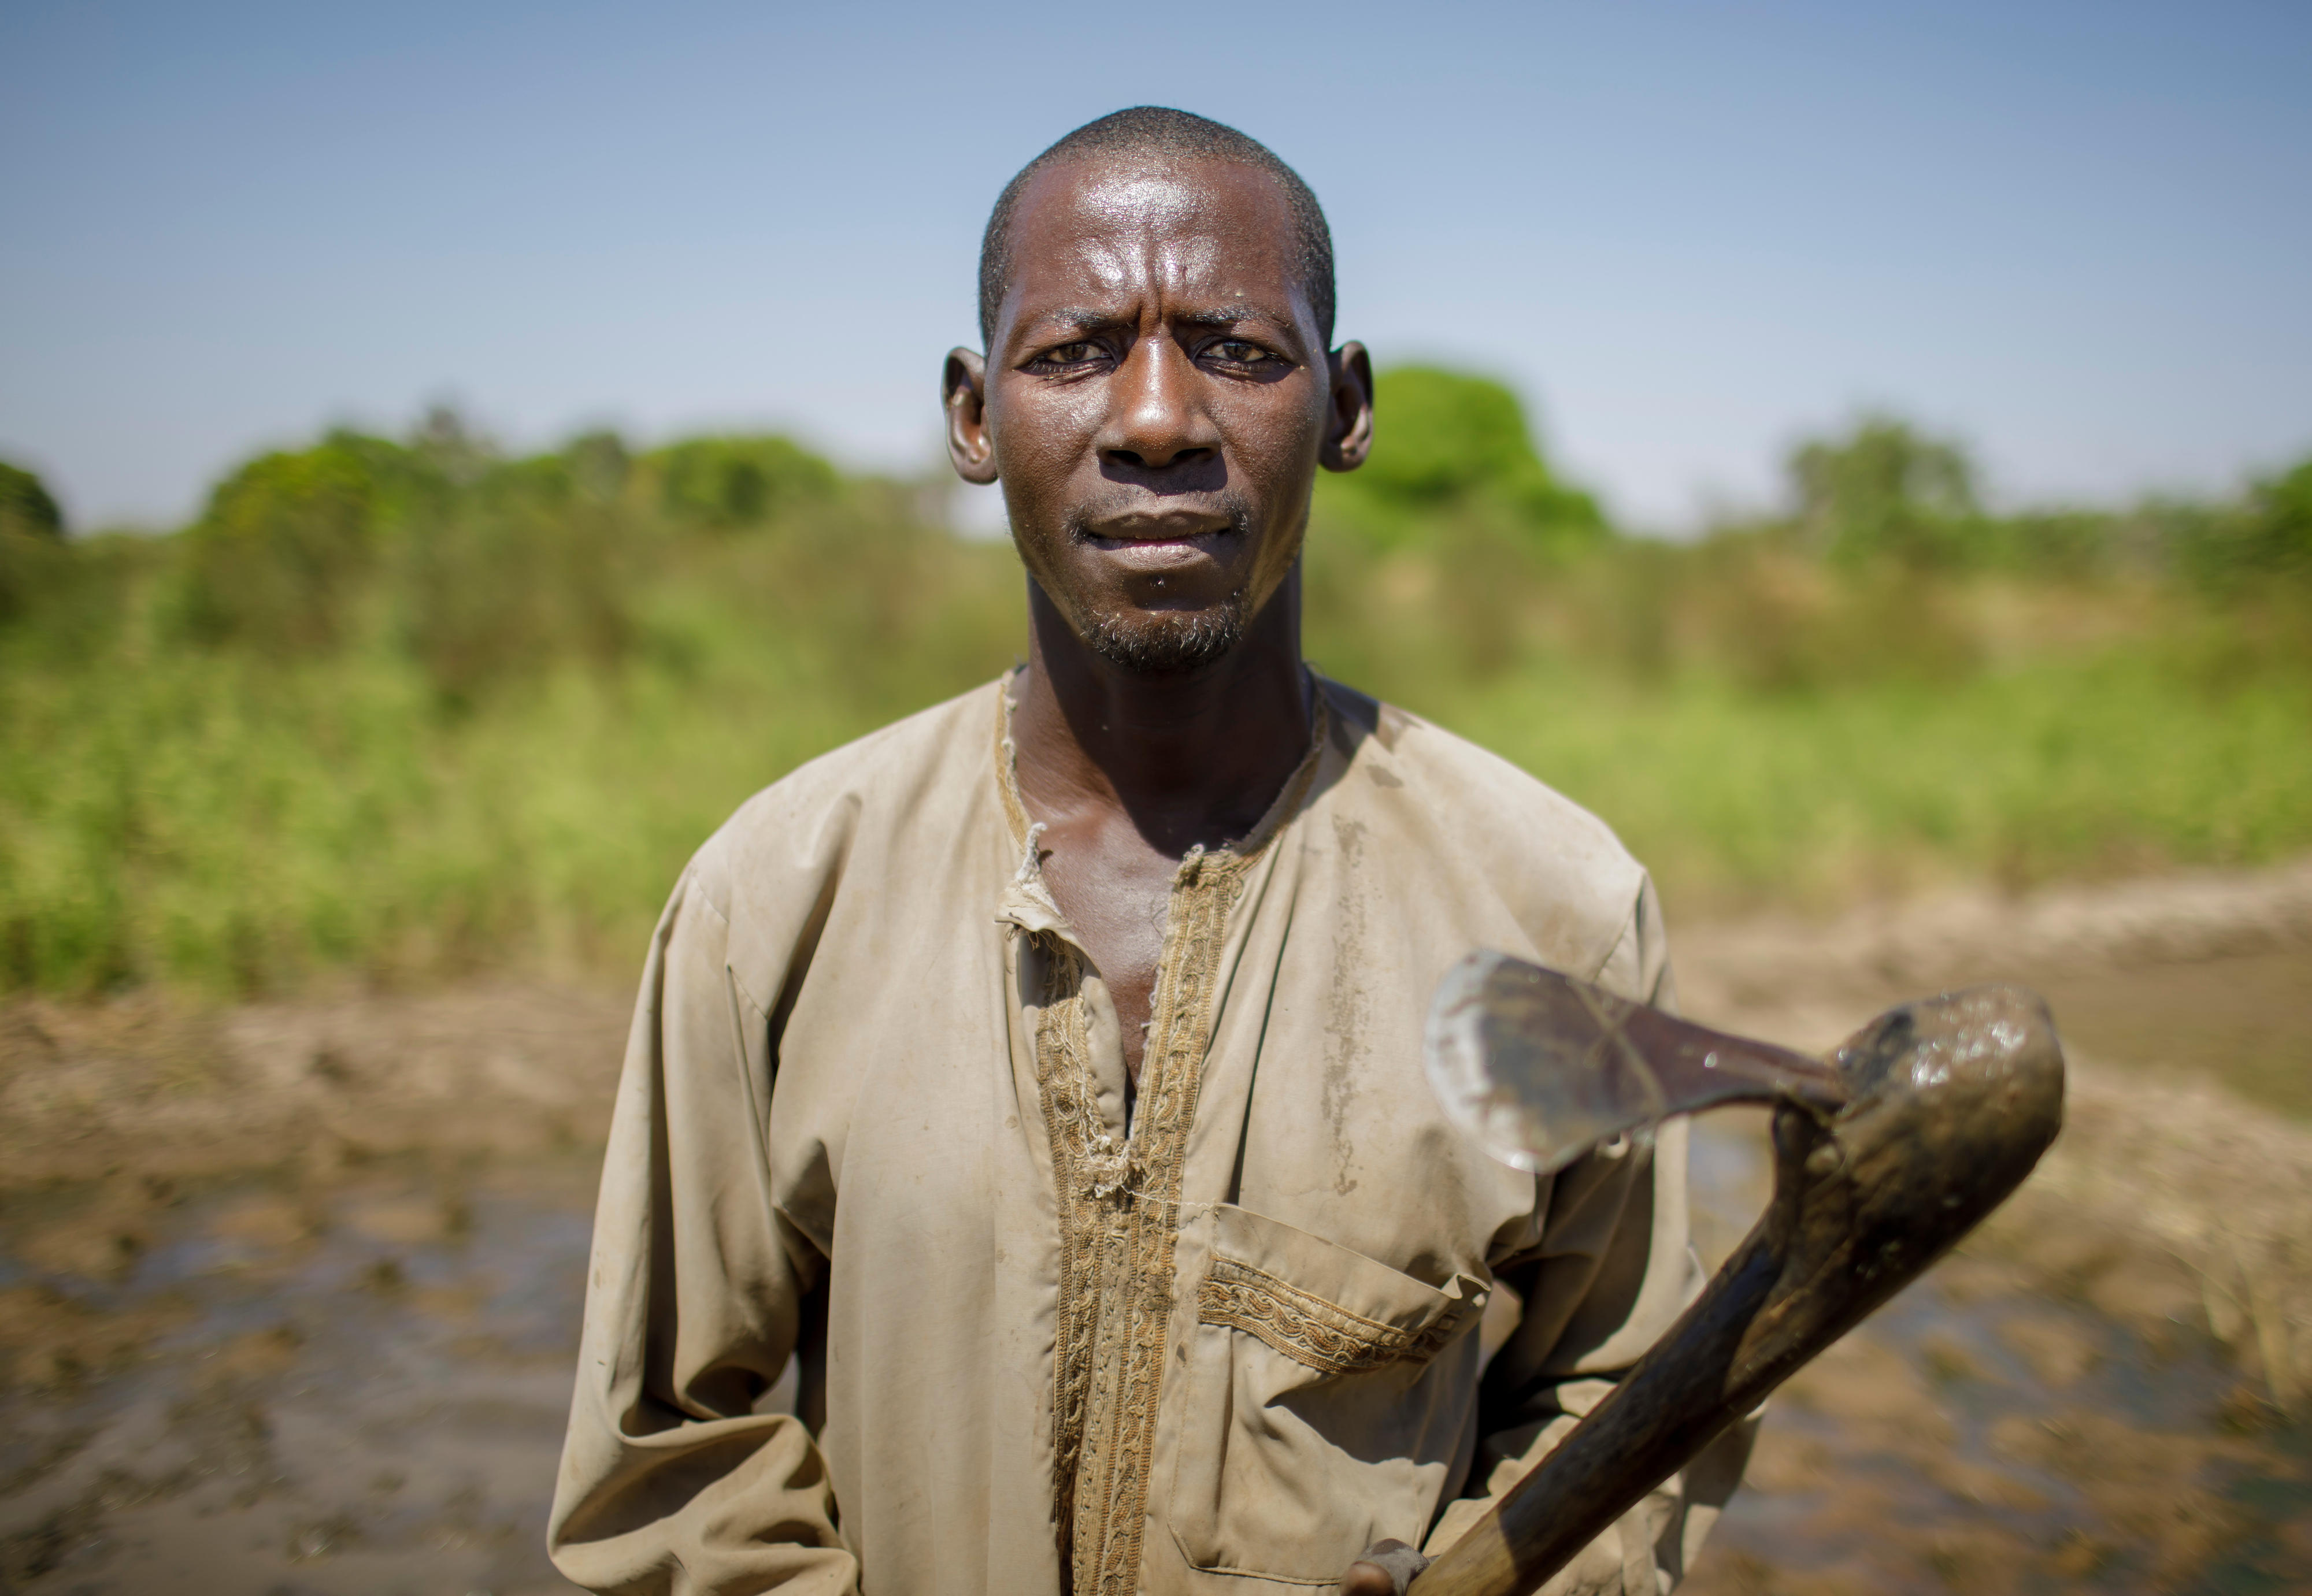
[{"xmin": 1003, "ymin": 155, "xmax": 1300, "ymax": 311}]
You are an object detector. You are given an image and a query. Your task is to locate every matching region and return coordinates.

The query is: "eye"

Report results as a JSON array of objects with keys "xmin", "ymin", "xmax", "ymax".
[
  {"xmin": 1028, "ymin": 340, "xmax": 1105, "ymax": 371},
  {"xmin": 1205, "ymin": 339, "xmax": 1279, "ymax": 369}
]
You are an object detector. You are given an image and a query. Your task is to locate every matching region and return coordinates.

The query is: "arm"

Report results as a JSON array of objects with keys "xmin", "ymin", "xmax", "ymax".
[
  {"xmin": 548, "ymin": 865, "xmax": 858, "ymax": 1596},
  {"xmin": 1418, "ymin": 877, "xmax": 1752, "ymax": 1594}
]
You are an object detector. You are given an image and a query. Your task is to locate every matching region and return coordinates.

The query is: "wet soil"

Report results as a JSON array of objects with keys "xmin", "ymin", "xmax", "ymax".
[
  {"xmin": 1, "ymin": 865, "xmax": 2307, "ymax": 1594},
  {"xmin": 0, "ymin": 1156, "xmax": 596, "ymax": 1595},
  {"xmin": 0, "ymin": 988, "xmax": 623, "ymax": 1595},
  {"xmin": 1674, "ymin": 859, "xmax": 2312, "ymax": 1594},
  {"xmin": 1681, "ymin": 1116, "xmax": 2311, "ymax": 1595}
]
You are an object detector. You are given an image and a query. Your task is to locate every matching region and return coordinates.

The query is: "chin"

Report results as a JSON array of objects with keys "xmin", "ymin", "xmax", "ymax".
[{"xmin": 1077, "ymin": 596, "xmax": 1250, "ymax": 674}]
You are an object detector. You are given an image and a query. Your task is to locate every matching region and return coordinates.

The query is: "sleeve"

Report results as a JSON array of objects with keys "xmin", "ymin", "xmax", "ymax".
[
  {"xmin": 547, "ymin": 863, "xmax": 860, "ymax": 1596},
  {"xmin": 1422, "ymin": 874, "xmax": 1755, "ymax": 1593}
]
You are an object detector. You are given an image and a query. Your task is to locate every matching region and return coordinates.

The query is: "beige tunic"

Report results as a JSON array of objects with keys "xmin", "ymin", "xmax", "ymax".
[{"xmin": 549, "ymin": 675, "xmax": 1748, "ymax": 1596}]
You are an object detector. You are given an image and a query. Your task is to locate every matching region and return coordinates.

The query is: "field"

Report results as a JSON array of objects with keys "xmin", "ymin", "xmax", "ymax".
[{"xmin": 2, "ymin": 376, "xmax": 2309, "ymax": 1593}]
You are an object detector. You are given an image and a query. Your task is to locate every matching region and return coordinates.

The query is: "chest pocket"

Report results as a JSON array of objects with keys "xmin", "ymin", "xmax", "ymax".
[{"xmin": 1168, "ymin": 1204, "xmax": 1487, "ymax": 1585}]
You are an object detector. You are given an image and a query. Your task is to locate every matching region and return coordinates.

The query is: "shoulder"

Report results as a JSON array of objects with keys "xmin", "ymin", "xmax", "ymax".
[
  {"xmin": 1318, "ymin": 678, "xmax": 1654, "ymax": 978},
  {"xmin": 1320, "ymin": 678, "xmax": 1642, "ymax": 890},
  {"xmin": 683, "ymin": 680, "xmax": 1002, "ymax": 922}
]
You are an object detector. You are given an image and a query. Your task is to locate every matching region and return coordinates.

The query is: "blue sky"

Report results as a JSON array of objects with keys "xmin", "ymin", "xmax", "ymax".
[{"xmin": 3, "ymin": 0, "xmax": 2307, "ymax": 532}]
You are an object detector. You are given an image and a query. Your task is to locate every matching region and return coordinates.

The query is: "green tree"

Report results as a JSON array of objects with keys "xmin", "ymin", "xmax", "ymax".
[
  {"xmin": 482, "ymin": 430, "xmax": 635, "ymax": 509},
  {"xmin": 565, "ymin": 430, "xmax": 633, "ymax": 504},
  {"xmin": 648, "ymin": 435, "xmax": 839, "ymax": 530},
  {"xmin": 2157, "ymin": 451, "xmax": 2312, "ymax": 593},
  {"xmin": 2245, "ymin": 455, "xmax": 2312, "ymax": 574},
  {"xmin": 1789, "ymin": 416, "xmax": 1981, "ymax": 568},
  {"xmin": 181, "ymin": 437, "xmax": 401, "ymax": 653},
  {"xmin": 1321, "ymin": 366, "xmax": 1605, "ymax": 552},
  {"xmin": 0, "ymin": 459, "xmax": 70, "ymax": 624},
  {"xmin": 0, "ymin": 461, "xmax": 65, "ymax": 539}
]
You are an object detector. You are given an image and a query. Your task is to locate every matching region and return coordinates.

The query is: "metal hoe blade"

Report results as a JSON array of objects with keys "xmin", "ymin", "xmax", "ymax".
[{"xmin": 1424, "ymin": 951, "xmax": 1848, "ymax": 1174}]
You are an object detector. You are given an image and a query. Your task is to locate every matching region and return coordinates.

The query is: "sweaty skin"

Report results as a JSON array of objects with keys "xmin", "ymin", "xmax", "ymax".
[{"xmin": 943, "ymin": 155, "xmax": 1403, "ymax": 1595}]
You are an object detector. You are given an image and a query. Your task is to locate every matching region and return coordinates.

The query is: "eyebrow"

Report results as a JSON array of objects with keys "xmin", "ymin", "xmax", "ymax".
[
  {"xmin": 1027, "ymin": 304, "xmax": 1296, "ymax": 335},
  {"xmin": 1176, "ymin": 306, "xmax": 1291, "ymax": 329}
]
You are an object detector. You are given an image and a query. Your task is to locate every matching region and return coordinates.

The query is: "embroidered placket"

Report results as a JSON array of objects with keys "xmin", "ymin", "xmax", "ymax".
[{"xmin": 996, "ymin": 686, "xmax": 1322, "ymax": 1596}]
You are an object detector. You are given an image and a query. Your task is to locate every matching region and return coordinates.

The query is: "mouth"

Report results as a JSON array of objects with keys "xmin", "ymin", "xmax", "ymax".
[{"xmin": 1077, "ymin": 509, "xmax": 1236, "ymax": 567}]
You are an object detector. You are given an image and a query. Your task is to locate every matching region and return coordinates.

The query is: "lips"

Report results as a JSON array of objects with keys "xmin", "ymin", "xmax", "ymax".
[
  {"xmin": 1081, "ymin": 531, "xmax": 1231, "ymax": 574},
  {"xmin": 1081, "ymin": 509, "xmax": 1233, "ymax": 545}
]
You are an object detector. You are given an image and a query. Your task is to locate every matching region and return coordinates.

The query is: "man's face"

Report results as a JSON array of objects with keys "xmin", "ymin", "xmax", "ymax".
[{"xmin": 951, "ymin": 157, "xmax": 1368, "ymax": 673}]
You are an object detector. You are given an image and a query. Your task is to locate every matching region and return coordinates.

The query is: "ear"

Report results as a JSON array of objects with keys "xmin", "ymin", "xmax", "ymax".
[
  {"xmin": 1319, "ymin": 341, "xmax": 1374, "ymax": 473},
  {"xmin": 944, "ymin": 347, "xmax": 999, "ymax": 485}
]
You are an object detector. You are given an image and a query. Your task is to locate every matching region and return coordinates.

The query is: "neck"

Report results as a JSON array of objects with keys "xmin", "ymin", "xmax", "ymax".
[{"xmin": 1011, "ymin": 565, "xmax": 1313, "ymax": 856}]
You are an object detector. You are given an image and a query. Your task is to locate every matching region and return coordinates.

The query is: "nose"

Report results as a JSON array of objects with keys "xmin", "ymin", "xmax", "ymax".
[{"xmin": 1099, "ymin": 334, "xmax": 1220, "ymax": 473}]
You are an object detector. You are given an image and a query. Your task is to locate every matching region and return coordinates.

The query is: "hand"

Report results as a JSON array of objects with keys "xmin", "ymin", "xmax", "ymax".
[{"xmin": 1340, "ymin": 1539, "xmax": 1431, "ymax": 1596}]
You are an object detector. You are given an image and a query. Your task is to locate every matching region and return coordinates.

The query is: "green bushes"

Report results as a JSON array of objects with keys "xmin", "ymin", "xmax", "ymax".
[
  {"xmin": 180, "ymin": 437, "xmax": 390, "ymax": 653},
  {"xmin": 0, "ymin": 462, "xmax": 64, "ymax": 539},
  {"xmin": 1319, "ymin": 366, "xmax": 1606, "ymax": 556},
  {"xmin": 2176, "ymin": 458, "xmax": 2312, "ymax": 591},
  {"xmin": 649, "ymin": 434, "xmax": 840, "ymax": 529},
  {"xmin": 1791, "ymin": 415, "xmax": 1979, "ymax": 567},
  {"xmin": 1, "ymin": 388, "xmax": 2309, "ymax": 994},
  {"xmin": 0, "ymin": 427, "xmax": 1025, "ymax": 994},
  {"xmin": 1, "ymin": 461, "xmax": 71, "ymax": 625},
  {"xmin": 1765, "ymin": 414, "xmax": 2312, "ymax": 591},
  {"xmin": 399, "ymin": 477, "xmax": 642, "ymax": 708}
]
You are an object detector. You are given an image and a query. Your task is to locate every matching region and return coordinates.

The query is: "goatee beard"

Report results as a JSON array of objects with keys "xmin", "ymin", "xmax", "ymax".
[
  {"xmin": 1075, "ymin": 589, "xmax": 1253, "ymax": 674},
  {"xmin": 1031, "ymin": 499, "xmax": 1261, "ymax": 674}
]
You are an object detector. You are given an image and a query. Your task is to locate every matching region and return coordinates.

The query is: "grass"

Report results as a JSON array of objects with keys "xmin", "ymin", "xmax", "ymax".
[
  {"xmin": 0, "ymin": 519, "xmax": 1029, "ymax": 993},
  {"xmin": 1439, "ymin": 653, "xmax": 2312, "ymax": 915},
  {"xmin": 7, "ymin": 509, "xmax": 2310, "ymax": 999}
]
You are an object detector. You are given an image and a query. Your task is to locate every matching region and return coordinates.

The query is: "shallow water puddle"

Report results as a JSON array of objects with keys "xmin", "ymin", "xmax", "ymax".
[{"xmin": 2025, "ymin": 947, "xmax": 2312, "ymax": 1122}]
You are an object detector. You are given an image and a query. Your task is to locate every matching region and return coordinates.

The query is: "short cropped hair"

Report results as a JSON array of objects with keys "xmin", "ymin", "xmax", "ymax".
[{"xmin": 977, "ymin": 106, "xmax": 1336, "ymax": 350}]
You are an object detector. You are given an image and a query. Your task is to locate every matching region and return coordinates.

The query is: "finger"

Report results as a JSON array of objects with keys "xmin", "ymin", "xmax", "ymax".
[{"xmin": 1344, "ymin": 1541, "xmax": 1432, "ymax": 1596}]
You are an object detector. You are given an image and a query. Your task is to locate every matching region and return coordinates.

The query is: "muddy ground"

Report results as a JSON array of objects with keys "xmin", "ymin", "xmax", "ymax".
[{"xmin": 2, "ymin": 863, "xmax": 2308, "ymax": 1594}]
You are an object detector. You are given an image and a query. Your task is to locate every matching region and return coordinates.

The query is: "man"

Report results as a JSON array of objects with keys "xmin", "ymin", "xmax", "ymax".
[{"xmin": 549, "ymin": 107, "xmax": 1746, "ymax": 1596}]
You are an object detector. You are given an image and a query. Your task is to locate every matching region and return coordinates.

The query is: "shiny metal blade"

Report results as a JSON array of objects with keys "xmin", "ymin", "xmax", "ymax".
[{"xmin": 1424, "ymin": 951, "xmax": 1846, "ymax": 1174}]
